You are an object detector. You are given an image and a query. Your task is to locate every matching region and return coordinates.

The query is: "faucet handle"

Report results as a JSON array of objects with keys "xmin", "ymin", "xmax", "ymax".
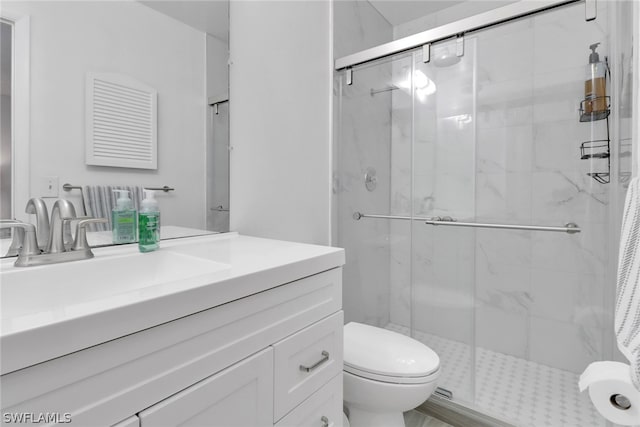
[
  {"xmin": 61, "ymin": 216, "xmax": 93, "ymax": 251},
  {"xmin": 0, "ymin": 221, "xmax": 40, "ymax": 256},
  {"xmin": 73, "ymin": 218, "xmax": 108, "ymax": 251},
  {"xmin": 0, "ymin": 220, "xmax": 25, "ymax": 256}
]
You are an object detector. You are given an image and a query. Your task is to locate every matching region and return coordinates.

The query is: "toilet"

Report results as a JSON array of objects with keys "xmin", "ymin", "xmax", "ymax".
[{"xmin": 343, "ymin": 322, "xmax": 440, "ymax": 427}]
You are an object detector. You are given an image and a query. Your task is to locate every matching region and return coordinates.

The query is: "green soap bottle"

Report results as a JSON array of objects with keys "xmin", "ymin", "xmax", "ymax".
[
  {"xmin": 139, "ymin": 189, "xmax": 160, "ymax": 252},
  {"xmin": 112, "ymin": 189, "xmax": 137, "ymax": 244}
]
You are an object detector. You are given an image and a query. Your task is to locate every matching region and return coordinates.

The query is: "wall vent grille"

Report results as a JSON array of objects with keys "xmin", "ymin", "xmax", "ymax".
[{"xmin": 86, "ymin": 73, "xmax": 157, "ymax": 169}]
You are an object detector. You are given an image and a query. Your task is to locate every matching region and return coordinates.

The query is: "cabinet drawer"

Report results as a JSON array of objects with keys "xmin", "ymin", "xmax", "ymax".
[
  {"xmin": 275, "ymin": 373, "xmax": 343, "ymax": 427},
  {"xmin": 139, "ymin": 348, "xmax": 273, "ymax": 427},
  {"xmin": 273, "ymin": 311, "xmax": 343, "ymax": 421}
]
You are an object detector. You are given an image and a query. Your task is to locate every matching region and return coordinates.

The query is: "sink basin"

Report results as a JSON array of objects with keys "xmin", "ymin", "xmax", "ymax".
[{"xmin": 1, "ymin": 250, "xmax": 230, "ymax": 323}]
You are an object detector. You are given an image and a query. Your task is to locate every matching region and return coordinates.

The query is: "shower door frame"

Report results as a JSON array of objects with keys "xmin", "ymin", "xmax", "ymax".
[{"xmin": 335, "ymin": 0, "xmax": 582, "ymax": 70}]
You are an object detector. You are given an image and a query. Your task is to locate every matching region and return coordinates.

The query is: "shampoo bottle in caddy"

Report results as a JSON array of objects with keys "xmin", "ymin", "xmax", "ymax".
[
  {"xmin": 112, "ymin": 189, "xmax": 137, "ymax": 244},
  {"xmin": 585, "ymin": 42, "xmax": 606, "ymax": 114},
  {"xmin": 138, "ymin": 189, "xmax": 160, "ymax": 252}
]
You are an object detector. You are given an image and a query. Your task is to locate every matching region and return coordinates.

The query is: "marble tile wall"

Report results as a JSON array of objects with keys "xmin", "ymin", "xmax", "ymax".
[
  {"xmin": 334, "ymin": 1, "xmax": 394, "ymax": 326},
  {"xmin": 386, "ymin": 1, "xmax": 627, "ymax": 375}
]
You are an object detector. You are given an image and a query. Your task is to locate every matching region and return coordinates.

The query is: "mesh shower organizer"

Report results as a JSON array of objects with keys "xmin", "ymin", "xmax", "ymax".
[{"xmin": 579, "ymin": 94, "xmax": 611, "ymax": 184}]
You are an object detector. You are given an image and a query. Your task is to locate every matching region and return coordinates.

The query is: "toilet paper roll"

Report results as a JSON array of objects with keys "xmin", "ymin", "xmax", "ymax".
[{"xmin": 579, "ymin": 361, "xmax": 640, "ymax": 426}]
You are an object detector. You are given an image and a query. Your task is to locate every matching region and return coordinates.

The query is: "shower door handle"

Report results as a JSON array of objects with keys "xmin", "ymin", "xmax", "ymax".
[{"xmin": 424, "ymin": 218, "xmax": 581, "ymax": 234}]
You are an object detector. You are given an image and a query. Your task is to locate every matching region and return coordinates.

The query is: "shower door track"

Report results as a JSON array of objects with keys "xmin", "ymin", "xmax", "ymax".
[
  {"xmin": 335, "ymin": 0, "xmax": 585, "ymax": 70},
  {"xmin": 352, "ymin": 212, "xmax": 581, "ymax": 234}
]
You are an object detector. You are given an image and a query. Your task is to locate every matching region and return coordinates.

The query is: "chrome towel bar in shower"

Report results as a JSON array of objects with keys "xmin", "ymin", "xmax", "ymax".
[
  {"xmin": 353, "ymin": 212, "xmax": 421, "ymax": 221},
  {"xmin": 352, "ymin": 212, "xmax": 581, "ymax": 234},
  {"xmin": 424, "ymin": 217, "xmax": 581, "ymax": 234}
]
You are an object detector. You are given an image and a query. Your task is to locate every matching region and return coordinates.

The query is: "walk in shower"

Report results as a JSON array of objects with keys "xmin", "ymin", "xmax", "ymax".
[{"xmin": 334, "ymin": 1, "xmax": 634, "ymax": 426}]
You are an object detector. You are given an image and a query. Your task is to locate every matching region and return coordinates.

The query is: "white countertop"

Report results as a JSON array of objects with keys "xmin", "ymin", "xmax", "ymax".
[{"xmin": 0, "ymin": 233, "xmax": 344, "ymax": 374}]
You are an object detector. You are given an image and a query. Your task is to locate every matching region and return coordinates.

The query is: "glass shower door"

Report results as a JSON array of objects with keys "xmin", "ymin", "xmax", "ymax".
[
  {"xmin": 409, "ymin": 3, "xmax": 617, "ymax": 425},
  {"xmin": 409, "ymin": 38, "xmax": 477, "ymax": 404},
  {"xmin": 336, "ymin": 52, "xmax": 414, "ymax": 330},
  {"xmin": 336, "ymin": 45, "xmax": 476, "ymax": 411}
]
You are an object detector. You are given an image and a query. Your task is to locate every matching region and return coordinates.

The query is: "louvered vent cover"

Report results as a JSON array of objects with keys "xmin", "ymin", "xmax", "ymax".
[{"xmin": 86, "ymin": 73, "xmax": 157, "ymax": 169}]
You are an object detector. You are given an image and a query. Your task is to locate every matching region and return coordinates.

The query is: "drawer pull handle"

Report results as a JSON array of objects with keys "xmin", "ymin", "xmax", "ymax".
[
  {"xmin": 321, "ymin": 415, "xmax": 329, "ymax": 427},
  {"xmin": 300, "ymin": 350, "xmax": 330, "ymax": 372}
]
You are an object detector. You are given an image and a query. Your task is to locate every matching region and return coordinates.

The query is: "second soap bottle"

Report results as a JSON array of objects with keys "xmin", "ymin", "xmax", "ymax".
[
  {"xmin": 139, "ymin": 189, "xmax": 160, "ymax": 252},
  {"xmin": 112, "ymin": 189, "xmax": 138, "ymax": 244}
]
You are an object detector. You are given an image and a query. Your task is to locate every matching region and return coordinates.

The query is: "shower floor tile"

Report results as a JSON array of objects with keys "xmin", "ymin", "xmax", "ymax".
[{"xmin": 385, "ymin": 323, "xmax": 604, "ymax": 427}]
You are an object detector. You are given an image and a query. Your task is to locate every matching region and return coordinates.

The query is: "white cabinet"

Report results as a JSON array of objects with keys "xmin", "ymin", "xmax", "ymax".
[
  {"xmin": 139, "ymin": 348, "xmax": 273, "ymax": 427},
  {"xmin": 1, "ymin": 267, "xmax": 343, "ymax": 427}
]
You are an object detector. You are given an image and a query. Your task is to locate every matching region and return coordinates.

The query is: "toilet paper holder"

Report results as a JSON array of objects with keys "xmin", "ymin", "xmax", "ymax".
[{"xmin": 610, "ymin": 394, "xmax": 632, "ymax": 411}]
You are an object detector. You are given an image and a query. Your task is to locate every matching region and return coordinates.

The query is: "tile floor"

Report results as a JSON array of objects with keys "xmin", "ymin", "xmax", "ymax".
[{"xmin": 386, "ymin": 323, "xmax": 604, "ymax": 427}]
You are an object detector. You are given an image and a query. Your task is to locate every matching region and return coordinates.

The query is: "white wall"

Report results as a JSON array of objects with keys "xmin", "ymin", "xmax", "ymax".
[
  {"xmin": 207, "ymin": 34, "xmax": 228, "ymax": 100},
  {"xmin": 229, "ymin": 1, "xmax": 331, "ymax": 245},
  {"xmin": 4, "ymin": 1, "xmax": 207, "ymax": 228}
]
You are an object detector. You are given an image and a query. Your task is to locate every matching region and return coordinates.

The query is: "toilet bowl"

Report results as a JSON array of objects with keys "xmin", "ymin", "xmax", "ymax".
[{"xmin": 343, "ymin": 322, "xmax": 440, "ymax": 427}]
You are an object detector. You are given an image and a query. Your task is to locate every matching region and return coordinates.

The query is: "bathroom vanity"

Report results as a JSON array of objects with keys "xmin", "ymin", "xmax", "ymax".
[{"xmin": 0, "ymin": 233, "xmax": 345, "ymax": 426}]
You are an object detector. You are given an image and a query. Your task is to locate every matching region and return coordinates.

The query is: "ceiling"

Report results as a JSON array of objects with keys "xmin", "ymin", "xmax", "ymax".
[
  {"xmin": 139, "ymin": 1, "xmax": 229, "ymax": 42},
  {"xmin": 138, "ymin": 0, "xmax": 473, "ymax": 43},
  {"xmin": 368, "ymin": 0, "xmax": 466, "ymax": 26}
]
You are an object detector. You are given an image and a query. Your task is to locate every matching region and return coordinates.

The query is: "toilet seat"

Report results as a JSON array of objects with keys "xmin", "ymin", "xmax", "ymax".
[
  {"xmin": 344, "ymin": 363, "xmax": 439, "ymax": 384},
  {"xmin": 344, "ymin": 322, "xmax": 440, "ymax": 384}
]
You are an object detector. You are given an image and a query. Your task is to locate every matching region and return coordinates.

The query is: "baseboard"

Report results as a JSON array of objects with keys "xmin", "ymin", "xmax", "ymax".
[{"xmin": 416, "ymin": 396, "xmax": 516, "ymax": 427}]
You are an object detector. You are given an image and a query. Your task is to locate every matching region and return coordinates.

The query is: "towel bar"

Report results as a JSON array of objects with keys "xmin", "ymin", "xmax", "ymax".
[
  {"xmin": 62, "ymin": 184, "xmax": 88, "ymax": 216},
  {"xmin": 144, "ymin": 186, "xmax": 175, "ymax": 193},
  {"xmin": 352, "ymin": 212, "xmax": 581, "ymax": 234}
]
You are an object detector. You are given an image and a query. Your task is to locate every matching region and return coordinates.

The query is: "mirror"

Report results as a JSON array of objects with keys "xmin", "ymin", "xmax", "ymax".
[{"xmin": 0, "ymin": 1, "xmax": 230, "ymax": 256}]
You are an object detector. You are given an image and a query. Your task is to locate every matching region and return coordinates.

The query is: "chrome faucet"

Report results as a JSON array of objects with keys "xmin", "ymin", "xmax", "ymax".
[
  {"xmin": 2, "ymin": 199, "xmax": 108, "ymax": 267},
  {"xmin": 25, "ymin": 198, "xmax": 50, "ymax": 251},
  {"xmin": 46, "ymin": 199, "xmax": 77, "ymax": 254}
]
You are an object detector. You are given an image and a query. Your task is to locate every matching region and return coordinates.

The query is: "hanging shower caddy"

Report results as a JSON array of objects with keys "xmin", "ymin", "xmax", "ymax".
[{"xmin": 579, "ymin": 56, "xmax": 611, "ymax": 184}]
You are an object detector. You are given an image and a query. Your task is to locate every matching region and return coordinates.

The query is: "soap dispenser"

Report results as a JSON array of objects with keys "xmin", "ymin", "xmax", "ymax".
[
  {"xmin": 138, "ymin": 189, "xmax": 160, "ymax": 252},
  {"xmin": 585, "ymin": 42, "xmax": 607, "ymax": 114},
  {"xmin": 112, "ymin": 189, "xmax": 137, "ymax": 244}
]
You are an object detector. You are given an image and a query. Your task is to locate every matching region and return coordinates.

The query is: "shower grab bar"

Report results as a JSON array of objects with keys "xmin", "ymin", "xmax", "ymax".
[
  {"xmin": 352, "ymin": 212, "xmax": 581, "ymax": 234},
  {"xmin": 424, "ymin": 217, "xmax": 581, "ymax": 234}
]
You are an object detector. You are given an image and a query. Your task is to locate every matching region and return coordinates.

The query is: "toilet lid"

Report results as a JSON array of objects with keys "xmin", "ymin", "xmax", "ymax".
[{"xmin": 344, "ymin": 322, "xmax": 440, "ymax": 379}]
